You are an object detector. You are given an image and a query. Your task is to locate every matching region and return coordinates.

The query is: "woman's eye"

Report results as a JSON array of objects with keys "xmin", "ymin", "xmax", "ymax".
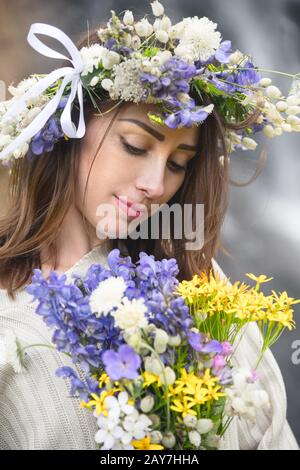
[
  {"xmin": 122, "ymin": 139, "xmax": 186, "ymax": 172},
  {"xmin": 167, "ymin": 161, "xmax": 186, "ymax": 172},
  {"xmin": 122, "ymin": 141, "xmax": 146, "ymax": 156}
]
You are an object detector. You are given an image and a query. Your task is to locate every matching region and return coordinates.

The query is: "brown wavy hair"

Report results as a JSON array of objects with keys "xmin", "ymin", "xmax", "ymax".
[{"xmin": 0, "ymin": 27, "xmax": 265, "ymax": 299}]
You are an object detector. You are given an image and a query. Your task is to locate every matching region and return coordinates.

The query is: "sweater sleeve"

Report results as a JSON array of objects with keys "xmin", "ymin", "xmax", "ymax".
[{"xmin": 211, "ymin": 258, "xmax": 299, "ymax": 450}]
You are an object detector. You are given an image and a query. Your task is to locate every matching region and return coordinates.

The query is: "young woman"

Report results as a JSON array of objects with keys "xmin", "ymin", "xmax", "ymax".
[{"xmin": 0, "ymin": 2, "xmax": 299, "ymax": 450}]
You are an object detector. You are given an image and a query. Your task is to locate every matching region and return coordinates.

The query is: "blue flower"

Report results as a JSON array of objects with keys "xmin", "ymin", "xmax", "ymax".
[
  {"xmin": 102, "ymin": 344, "xmax": 141, "ymax": 381},
  {"xmin": 29, "ymin": 116, "xmax": 64, "ymax": 156}
]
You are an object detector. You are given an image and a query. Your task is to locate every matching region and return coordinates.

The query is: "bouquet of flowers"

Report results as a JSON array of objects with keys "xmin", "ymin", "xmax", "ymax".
[{"xmin": 22, "ymin": 249, "xmax": 299, "ymax": 450}]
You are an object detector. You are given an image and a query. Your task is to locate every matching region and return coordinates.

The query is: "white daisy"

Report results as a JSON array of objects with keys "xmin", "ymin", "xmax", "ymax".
[
  {"xmin": 172, "ymin": 16, "xmax": 222, "ymax": 62},
  {"xmin": 89, "ymin": 276, "xmax": 126, "ymax": 317},
  {"xmin": 112, "ymin": 296, "xmax": 148, "ymax": 333}
]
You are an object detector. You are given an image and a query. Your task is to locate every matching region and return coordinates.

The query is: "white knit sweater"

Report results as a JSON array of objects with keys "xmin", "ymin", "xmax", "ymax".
[{"xmin": 0, "ymin": 245, "xmax": 298, "ymax": 450}]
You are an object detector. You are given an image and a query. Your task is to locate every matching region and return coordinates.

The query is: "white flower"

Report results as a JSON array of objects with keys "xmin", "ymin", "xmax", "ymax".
[
  {"xmin": 153, "ymin": 328, "xmax": 169, "ymax": 354},
  {"xmin": 228, "ymin": 50, "xmax": 244, "ymax": 66},
  {"xmin": 266, "ymin": 85, "xmax": 282, "ymax": 99},
  {"xmin": 150, "ymin": 430, "xmax": 163, "ymax": 443},
  {"xmin": 89, "ymin": 276, "xmax": 126, "ymax": 317},
  {"xmin": 151, "ymin": 1, "xmax": 164, "ymax": 17},
  {"xmin": 172, "ymin": 16, "xmax": 222, "ymax": 62},
  {"xmin": 123, "ymin": 409, "xmax": 153, "ymax": 439},
  {"xmin": 286, "ymin": 105, "xmax": 300, "ymax": 115},
  {"xmin": 112, "ymin": 296, "xmax": 148, "ymax": 333},
  {"xmin": 101, "ymin": 78, "xmax": 114, "ymax": 92},
  {"xmin": 1, "ymin": 330, "xmax": 25, "ymax": 373},
  {"xmin": 95, "ymin": 415, "xmax": 124, "ymax": 450},
  {"xmin": 276, "ymin": 100, "xmax": 288, "ymax": 112},
  {"xmin": 259, "ymin": 77, "xmax": 272, "ymax": 87},
  {"xmin": 162, "ymin": 431, "xmax": 176, "ymax": 448},
  {"xmin": 8, "ymin": 76, "xmax": 39, "ymax": 97},
  {"xmin": 159, "ymin": 366, "xmax": 176, "ymax": 386},
  {"xmin": 123, "ymin": 10, "xmax": 134, "ymax": 26},
  {"xmin": 13, "ymin": 142, "xmax": 29, "ymax": 159},
  {"xmin": 111, "ymin": 58, "xmax": 147, "ymax": 103},
  {"xmin": 90, "ymin": 76, "xmax": 100, "ymax": 87},
  {"xmin": 225, "ymin": 367, "xmax": 270, "ymax": 423},
  {"xmin": 287, "ymin": 95, "xmax": 300, "ymax": 106},
  {"xmin": 140, "ymin": 395, "xmax": 155, "ymax": 413},
  {"xmin": 167, "ymin": 334, "xmax": 181, "ymax": 347},
  {"xmin": 80, "ymin": 44, "xmax": 106, "ymax": 76},
  {"xmin": 196, "ymin": 418, "xmax": 214, "ymax": 434},
  {"xmin": 0, "ymin": 134, "xmax": 11, "ymax": 150},
  {"xmin": 105, "ymin": 391, "xmax": 135, "ymax": 417},
  {"xmin": 131, "ymin": 35, "xmax": 141, "ymax": 50},
  {"xmin": 263, "ymin": 124, "xmax": 275, "ymax": 138},
  {"xmin": 145, "ymin": 355, "xmax": 163, "ymax": 375},
  {"xmin": 241, "ymin": 137, "xmax": 258, "ymax": 151},
  {"xmin": 102, "ymin": 50, "xmax": 120, "ymax": 70},
  {"xmin": 134, "ymin": 19, "xmax": 153, "ymax": 37},
  {"xmin": 188, "ymin": 430, "xmax": 201, "ymax": 447},
  {"xmin": 155, "ymin": 30, "xmax": 169, "ymax": 44},
  {"xmin": 183, "ymin": 414, "xmax": 198, "ymax": 429}
]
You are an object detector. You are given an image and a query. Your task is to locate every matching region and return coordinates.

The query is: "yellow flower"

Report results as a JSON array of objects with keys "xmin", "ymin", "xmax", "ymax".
[
  {"xmin": 132, "ymin": 436, "xmax": 164, "ymax": 450},
  {"xmin": 191, "ymin": 383, "xmax": 210, "ymax": 405},
  {"xmin": 80, "ymin": 389, "xmax": 116, "ymax": 416},
  {"xmin": 246, "ymin": 273, "xmax": 273, "ymax": 286},
  {"xmin": 201, "ymin": 368, "xmax": 218, "ymax": 391},
  {"xmin": 99, "ymin": 372, "xmax": 110, "ymax": 388},
  {"xmin": 172, "ymin": 368, "xmax": 199, "ymax": 395},
  {"xmin": 170, "ymin": 397, "xmax": 197, "ymax": 417},
  {"xmin": 142, "ymin": 371, "xmax": 163, "ymax": 388}
]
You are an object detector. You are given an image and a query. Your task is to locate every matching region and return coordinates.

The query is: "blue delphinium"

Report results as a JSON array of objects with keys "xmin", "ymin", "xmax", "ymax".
[{"xmin": 29, "ymin": 115, "xmax": 64, "ymax": 156}]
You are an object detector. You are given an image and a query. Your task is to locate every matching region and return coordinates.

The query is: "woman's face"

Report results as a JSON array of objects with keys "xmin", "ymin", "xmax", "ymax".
[{"xmin": 76, "ymin": 102, "xmax": 199, "ymax": 240}]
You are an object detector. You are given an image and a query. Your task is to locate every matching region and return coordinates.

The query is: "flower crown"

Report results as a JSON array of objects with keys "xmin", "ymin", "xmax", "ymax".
[{"xmin": 0, "ymin": 0, "xmax": 300, "ymax": 166}]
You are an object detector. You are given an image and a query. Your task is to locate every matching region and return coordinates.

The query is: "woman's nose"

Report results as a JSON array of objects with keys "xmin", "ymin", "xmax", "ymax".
[{"xmin": 135, "ymin": 163, "xmax": 165, "ymax": 200}]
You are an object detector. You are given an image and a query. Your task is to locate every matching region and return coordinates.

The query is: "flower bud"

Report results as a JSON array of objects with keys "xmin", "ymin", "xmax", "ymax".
[
  {"xmin": 286, "ymin": 105, "xmax": 300, "ymax": 115},
  {"xmin": 154, "ymin": 329, "xmax": 169, "ymax": 354},
  {"xmin": 148, "ymin": 414, "xmax": 160, "ymax": 427},
  {"xmin": 263, "ymin": 124, "xmax": 275, "ymax": 138},
  {"xmin": 90, "ymin": 76, "xmax": 100, "ymax": 87},
  {"xmin": 287, "ymin": 95, "xmax": 300, "ymax": 106},
  {"xmin": 183, "ymin": 414, "xmax": 198, "ymax": 428},
  {"xmin": 140, "ymin": 395, "xmax": 155, "ymax": 413},
  {"xmin": 242, "ymin": 137, "xmax": 258, "ymax": 151},
  {"xmin": 188, "ymin": 430, "xmax": 201, "ymax": 447},
  {"xmin": 101, "ymin": 78, "xmax": 114, "ymax": 91},
  {"xmin": 155, "ymin": 30, "xmax": 169, "ymax": 43},
  {"xmin": 282, "ymin": 123, "xmax": 292, "ymax": 132},
  {"xmin": 159, "ymin": 366, "xmax": 176, "ymax": 386},
  {"xmin": 197, "ymin": 418, "xmax": 214, "ymax": 434},
  {"xmin": 168, "ymin": 334, "xmax": 181, "ymax": 347},
  {"xmin": 151, "ymin": 1, "xmax": 165, "ymax": 17},
  {"xmin": 266, "ymin": 85, "xmax": 282, "ymax": 99},
  {"xmin": 150, "ymin": 430, "xmax": 163, "ymax": 444},
  {"xmin": 162, "ymin": 431, "xmax": 176, "ymax": 448},
  {"xmin": 259, "ymin": 77, "xmax": 272, "ymax": 87},
  {"xmin": 276, "ymin": 101, "xmax": 288, "ymax": 112},
  {"xmin": 123, "ymin": 10, "xmax": 134, "ymax": 26}
]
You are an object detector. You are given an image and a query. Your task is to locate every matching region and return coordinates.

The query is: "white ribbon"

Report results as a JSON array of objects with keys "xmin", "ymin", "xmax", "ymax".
[{"xmin": 0, "ymin": 23, "xmax": 86, "ymax": 161}]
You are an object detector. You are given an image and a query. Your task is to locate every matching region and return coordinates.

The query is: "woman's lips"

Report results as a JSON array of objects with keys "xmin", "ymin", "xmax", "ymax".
[{"xmin": 113, "ymin": 195, "xmax": 143, "ymax": 219}]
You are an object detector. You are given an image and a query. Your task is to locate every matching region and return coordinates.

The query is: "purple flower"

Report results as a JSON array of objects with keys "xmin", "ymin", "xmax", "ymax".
[
  {"xmin": 215, "ymin": 40, "xmax": 232, "ymax": 64},
  {"xmin": 221, "ymin": 341, "xmax": 234, "ymax": 356},
  {"xmin": 29, "ymin": 116, "xmax": 64, "ymax": 156},
  {"xmin": 102, "ymin": 344, "xmax": 141, "ymax": 381},
  {"xmin": 188, "ymin": 331, "xmax": 223, "ymax": 354}
]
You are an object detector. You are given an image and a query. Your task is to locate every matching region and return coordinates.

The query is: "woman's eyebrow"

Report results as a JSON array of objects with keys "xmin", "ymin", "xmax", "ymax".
[{"xmin": 117, "ymin": 118, "xmax": 197, "ymax": 151}]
